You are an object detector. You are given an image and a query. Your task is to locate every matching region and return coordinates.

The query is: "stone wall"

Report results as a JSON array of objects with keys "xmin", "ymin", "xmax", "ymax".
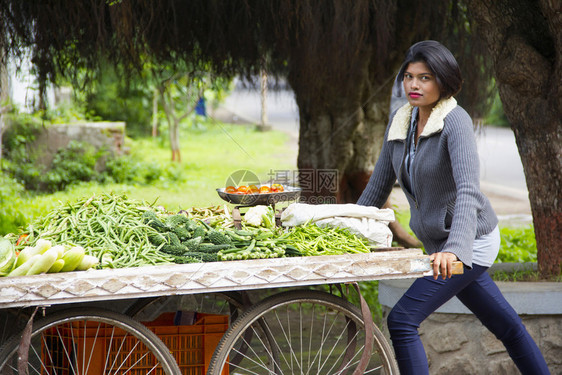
[
  {"xmin": 31, "ymin": 121, "xmax": 125, "ymax": 167},
  {"xmin": 380, "ymin": 306, "xmax": 561, "ymax": 374},
  {"xmin": 379, "ymin": 276, "xmax": 562, "ymax": 374}
]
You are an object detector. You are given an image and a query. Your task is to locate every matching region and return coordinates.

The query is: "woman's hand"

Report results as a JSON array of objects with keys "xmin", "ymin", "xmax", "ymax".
[{"xmin": 429, "ymin": 252, "xmax": 459, "ymax": 280}]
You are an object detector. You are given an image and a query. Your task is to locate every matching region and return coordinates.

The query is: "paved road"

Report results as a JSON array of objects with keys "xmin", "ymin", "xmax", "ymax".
[
  {"xmin": 221, "ymin": 86, "xmax": 531, "ymax": 220},
  {"xmin": 475, "ymin": 126, "xmax": 528, "ymax": 197},
  {"xmin": 222, "ymin": 87, "xmax": 300, "ymax": 137}
]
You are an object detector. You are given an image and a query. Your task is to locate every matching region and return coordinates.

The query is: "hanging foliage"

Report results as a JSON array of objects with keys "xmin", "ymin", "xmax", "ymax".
[{"xmin": 0, "ymin": 1, "xmax": 493, "ymax": 118}]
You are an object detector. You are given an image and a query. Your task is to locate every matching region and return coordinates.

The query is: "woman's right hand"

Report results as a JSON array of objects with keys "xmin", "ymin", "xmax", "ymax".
[{"xmin": 429, "ymin": 252, "xmax": 458, "ymax": 280}]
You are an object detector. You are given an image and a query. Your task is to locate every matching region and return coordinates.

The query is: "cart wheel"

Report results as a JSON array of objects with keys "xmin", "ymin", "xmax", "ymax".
[
  {"xmin": 125, "ymin": 291, "xmax": 274, "ymax": 369},
  {"xmin": 125, "ymin": 291, "xmax": 246, "ymax": 322},
  {"xmin": 0, "ymin": 308, "xmax": 32, "ymax": 345},
  {"xmin": 0, "ymin": 307, "xmax": 181, "ymax": 375},
  {"xmin": 207, "ymin": 289, "xmax": 399, "ymax": 375}
]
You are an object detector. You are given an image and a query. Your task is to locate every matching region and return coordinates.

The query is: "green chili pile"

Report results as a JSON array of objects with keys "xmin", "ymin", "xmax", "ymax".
[
  {"xmin": 284, "ymin": 224, "xmax": 372, "ymax": 256},
  {"xmin": 21, "ymin": 193, "xmax": 174, "ymax": 268}
]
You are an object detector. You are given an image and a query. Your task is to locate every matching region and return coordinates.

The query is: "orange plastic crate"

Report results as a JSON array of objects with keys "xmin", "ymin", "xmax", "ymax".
[
  {"xmin": 41, "ymin": 312, "xmax": 229, "ymax": 375},
  {"xmin": 144, "ymin": 312, "xmax": 229, "ymax": 375}
]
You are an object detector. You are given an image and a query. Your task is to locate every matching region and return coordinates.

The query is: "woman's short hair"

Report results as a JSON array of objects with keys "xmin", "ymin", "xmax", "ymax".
[{"xmin": 397, "ymin": 40, "xmax": 463, "ymax": 98}]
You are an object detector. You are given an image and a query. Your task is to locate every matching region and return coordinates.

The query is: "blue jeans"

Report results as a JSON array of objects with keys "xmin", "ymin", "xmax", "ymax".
[{"xmin": 387, "ymin": 264, "xmax": 550, "ymax": 374}]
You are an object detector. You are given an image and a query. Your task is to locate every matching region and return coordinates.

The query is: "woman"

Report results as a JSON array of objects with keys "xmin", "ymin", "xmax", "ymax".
[{"xmin": 357, "ymin": 40, "xmax": 549, "ymax": 374}]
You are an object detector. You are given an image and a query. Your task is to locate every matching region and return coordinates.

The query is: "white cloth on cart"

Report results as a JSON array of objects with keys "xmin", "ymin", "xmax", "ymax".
[{"xmin": 280, "ymin": 203, "xmax": 395, "ymax": 247}]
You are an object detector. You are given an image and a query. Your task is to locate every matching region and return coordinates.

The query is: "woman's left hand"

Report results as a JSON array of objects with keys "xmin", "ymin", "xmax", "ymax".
[{"xmin": 429, "ymin": 252, "xmax": 459, "ymax": 280}]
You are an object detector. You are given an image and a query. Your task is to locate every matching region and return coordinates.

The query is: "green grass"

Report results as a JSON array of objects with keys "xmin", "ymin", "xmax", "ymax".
[
  {"xmin": 17, "ymin": 123, "xmax": 297, "ymax": 222},
  {"xmin": 490, "ymin": 269, "xmax": 562, "ymax": 282}
]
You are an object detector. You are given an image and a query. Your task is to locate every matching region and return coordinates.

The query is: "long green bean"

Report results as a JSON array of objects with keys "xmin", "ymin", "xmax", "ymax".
[{"xmin": 21, "ymin": 193, "xmax": 174, "ymax": 269}]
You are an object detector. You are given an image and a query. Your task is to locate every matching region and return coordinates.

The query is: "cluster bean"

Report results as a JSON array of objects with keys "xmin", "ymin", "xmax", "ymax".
[{"xmin": 21, "ymin": 193, "xmax": 174, "ymax": 268}]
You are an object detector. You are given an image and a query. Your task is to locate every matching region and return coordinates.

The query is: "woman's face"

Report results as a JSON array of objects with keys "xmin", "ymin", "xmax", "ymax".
[{"xmin": 403, "ymin": 61, "xmax": 441, "ymax": 111}]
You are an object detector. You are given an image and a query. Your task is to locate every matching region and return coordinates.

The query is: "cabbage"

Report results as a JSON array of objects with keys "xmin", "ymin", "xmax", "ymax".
[
  {"xmin": 0, "ymin": 238, "xmax": 17, "ymax": 276},
  {"xmin": 244, "ymin": 205, "xmax": 270, "ymax": 226}
]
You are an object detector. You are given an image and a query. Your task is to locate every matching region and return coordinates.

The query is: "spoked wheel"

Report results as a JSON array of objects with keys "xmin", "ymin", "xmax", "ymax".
[
  {"xmin": 0, "ymin": 308, "xmax": 32, "ymax": 345},
  {"xmin": 207, "ymin": 289, "xmax": 399, "ymax": 375},
  {"xmin": 0, "ymin": 307, "xmax": 181, "ymax": 375},
  {"xmin": 125, "ymin": 291, "xmax": 273, "ymax": 370},
  {"xmin": 125, "ymin": 291, "xmax": 246, "ymax": 322}
]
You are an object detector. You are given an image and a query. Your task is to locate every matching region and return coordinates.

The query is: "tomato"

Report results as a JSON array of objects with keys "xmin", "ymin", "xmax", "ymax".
[
  {"xmin": 248, "ymin": 185, "xmax": 259, "ymax": 194},
  {"xmin": 237, "ymin": 185, "xmax": 250, "ymax": 194},
  {"xmin": 271, "ymin": 184, "xmax": 284, "ymax": 192},
  {"xmin": 225, "ymin": 186, "xmax": 237, "ymax": 194},
  {"xmin": 259, "ymin": 185, "xmax": 271, "ymax": 194}
]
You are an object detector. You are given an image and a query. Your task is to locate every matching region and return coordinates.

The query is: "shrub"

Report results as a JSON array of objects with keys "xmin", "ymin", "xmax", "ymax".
[
  {"xmin": 496, "ymin": 225, "xmax": 537, "ymax": 263},
  {"xmin": 102, "ymin": 156, "xmax": 184, "ymax": 185},
  {"xmin": 2, "ymin": 111, "xmax": 184, "ymax": 193},
  {"xmin": 42, "ymin": 140, "xmax": 106, "ymax": 192},
  {"xmin": 0, "ymin": 173, "xmax": 28, "ymax": 235}
]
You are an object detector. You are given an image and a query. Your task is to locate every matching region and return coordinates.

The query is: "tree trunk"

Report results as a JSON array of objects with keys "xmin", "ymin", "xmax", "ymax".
[
  {"xmin": 290, "ymin": 42, "xmax": 422, "ymax": 247},
  {"xmin": 152, "ymin": 87, "xmax": 159, "ymax": 137},
  {"xmin": 339, "ymin": 76, "xmax": 393, "ymax": 203},
  {"xmin": 293, "ymin": 94, "xmax": 362, "ymax": 203},
  {"xmin": 0, "ymin": 47, "xmax": 9, "ymax": 165},
  {"xmin": 342, "ymin": 66, "xmax": 422, "ymax": 248},
  {"xmin": 260, "ymin": 69, "xmax": 268, "ymax": 130},
  {"xmin": 467, "ymin": 0, "xmax": 562, "ymax": 277},
  {"xmin": 159, "ymin": 82, "xmax": 190, "ymax": 163},
  {"xmin": 169, "ymin": 118, "xmax": 181, "ymax": 162},
  {"xmin": 290, "ymin": 40, "xmax": 383, "ymax": 200}
]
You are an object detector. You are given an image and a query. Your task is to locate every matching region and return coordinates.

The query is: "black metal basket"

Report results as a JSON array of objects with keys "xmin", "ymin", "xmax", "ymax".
[{"xmin": 216, "ymin": 186, "xmax": 301, "ymax": 206}]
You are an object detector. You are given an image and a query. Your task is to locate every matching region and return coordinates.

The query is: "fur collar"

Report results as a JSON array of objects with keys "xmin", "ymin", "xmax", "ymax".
[{"xmin": 387, "ymin": 97, "xmax": 457, "ymax": 141}]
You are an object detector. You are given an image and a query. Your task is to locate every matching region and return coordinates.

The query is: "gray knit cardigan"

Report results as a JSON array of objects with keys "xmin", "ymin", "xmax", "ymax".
[{"xmin": 357, "ymin": 97, "xmax": 498, "ymax": 267}]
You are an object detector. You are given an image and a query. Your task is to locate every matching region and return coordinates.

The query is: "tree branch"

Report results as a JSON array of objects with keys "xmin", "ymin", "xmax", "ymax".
[{"xmin": 0, "ymin": 105, "xmax": 11, "ymax": 115}]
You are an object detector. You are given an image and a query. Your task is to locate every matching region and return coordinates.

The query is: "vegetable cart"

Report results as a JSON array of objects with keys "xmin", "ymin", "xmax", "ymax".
[
  {"xmin": 0, "ymin": 246, "xmax": 460, "ymax": 375},
  {"xmin": 0, "ymin": 189, "xmax": 463, "ymax": 374}
]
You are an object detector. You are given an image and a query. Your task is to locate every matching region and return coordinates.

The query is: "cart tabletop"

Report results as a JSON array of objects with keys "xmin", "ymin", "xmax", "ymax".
[{"xmin": 0, "ymin": 248, "xmax": 435, "ymax": 309}]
